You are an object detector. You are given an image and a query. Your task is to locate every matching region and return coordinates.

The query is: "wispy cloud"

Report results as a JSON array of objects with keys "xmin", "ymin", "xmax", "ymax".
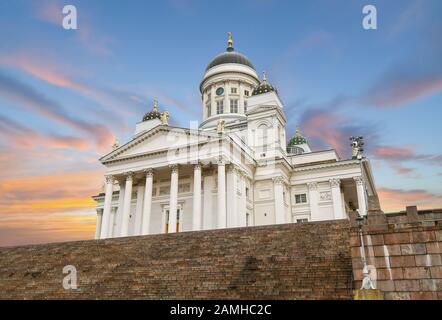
[
  {"xmin": 0, "ymin": 115, "xmax": 90, "ymax": 151},
  {"xmin": 298, "ymin": 102, "xmax": 379, "ymax": 158},
  {"xmin": 0, "ymin": 71, "xmax": 115, "ymax": 151},
  {"xmin": 371, "ymin": 144, "xmax": 442, "ymax": 176},
  {"xmin": 36, "ymin": 1, "xmax": 115, "ymax": 57},
  {"xmin": 0, "ymin": 53, "xmax": 145, "ymax": 119},
  {"xmin": 0, "ymin": 170, "xmax": 102, "ymax": 216},
  {"xmin": 361, "ymin": 71, "xmax": 442, "ymax": 108}
]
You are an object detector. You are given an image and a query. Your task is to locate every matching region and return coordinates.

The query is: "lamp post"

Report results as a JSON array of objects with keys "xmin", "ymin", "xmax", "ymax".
[{"xmin": 356, "ymin": 214, "xmax": 375, "ymax": 290}]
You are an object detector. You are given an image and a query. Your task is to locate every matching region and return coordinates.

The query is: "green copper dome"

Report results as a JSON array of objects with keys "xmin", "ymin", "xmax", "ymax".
[
  {"xmin": 142, "ymin": 100, "xmax": 161, "ymax": 121},
  {"xmin": 288, "ymin": 128, "xmax": 307, "ymax": 146},
  {"xmin": 252, "ymin": 71, "xmax": 277, "ymax": 96}
]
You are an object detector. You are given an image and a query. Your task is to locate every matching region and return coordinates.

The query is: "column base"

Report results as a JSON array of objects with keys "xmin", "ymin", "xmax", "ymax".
[{"xmin": 353, "ymin": 289, "xmax": 383, "ymax": 300}]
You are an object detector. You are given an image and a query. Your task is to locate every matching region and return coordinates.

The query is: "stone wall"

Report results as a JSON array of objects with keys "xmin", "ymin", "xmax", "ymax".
[
  {"xmin": 0, "ymin": 220, "xmax": 353, "ymax": 300},
  {"xmin": 350, "ymin": 207, "xmax": 442, "ymax": 300}
]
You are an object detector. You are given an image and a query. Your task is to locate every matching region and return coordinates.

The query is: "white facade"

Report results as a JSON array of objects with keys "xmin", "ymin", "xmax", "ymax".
[{"xmin": 93, "ymin": 35, "xmax": 379, "ymax": 239}]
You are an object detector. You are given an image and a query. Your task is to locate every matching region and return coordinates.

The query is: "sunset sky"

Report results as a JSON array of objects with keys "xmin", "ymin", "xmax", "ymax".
[{"xmin": 1, "ymin": 0, "xmax": 441, "ymax": 247}]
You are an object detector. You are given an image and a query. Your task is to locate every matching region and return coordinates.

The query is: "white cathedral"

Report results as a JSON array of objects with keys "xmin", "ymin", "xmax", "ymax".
[{"xmin": 93, "ymin": 34, "xmax": 379, "ymax": 239}]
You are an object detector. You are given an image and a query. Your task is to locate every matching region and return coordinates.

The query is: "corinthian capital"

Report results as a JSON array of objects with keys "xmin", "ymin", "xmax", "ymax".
[
  {"xmin": 169, "ymin": 164, "xmax": 179, "ymax": 173},
  {"xmin": 329, "ymin": 178, "xmax": 341, "ymax": 188},
  {"xmin": 144, "ymin": 168, "xmax": 153, "ymax": 177},
  {"xmin": 105, "ymin": 175, "xmax": 114, "ymax": 184},
  {"xmin": 272, "ymin": 176, "xmax": 284, "ymax": 185},
  {"xmin": 124, "ymin": 171, "xmax": 134, "ymax": 181},
  {"xmin": 353, "ymin": 176, "xmax": 364, "ymax": 185}
]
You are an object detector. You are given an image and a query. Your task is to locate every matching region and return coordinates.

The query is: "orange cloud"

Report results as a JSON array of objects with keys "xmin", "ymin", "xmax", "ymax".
[
  {"xmin": 378, "ymin": 187, "xmax": 442, "ymax": 212},
  {"xmin": 0, "ymin": 170, "xmax": 103, "ymax": 214},
  {"xmin": 0, "ymin": 170, "xmax": 104, "ymax": 246},
  {"xmin": 0, "ymin": 72, "xmax": 116, "ymax": 151},
  {"xmin": 0, "ymin": 53, "xmax": 141, "ymax": 120}
]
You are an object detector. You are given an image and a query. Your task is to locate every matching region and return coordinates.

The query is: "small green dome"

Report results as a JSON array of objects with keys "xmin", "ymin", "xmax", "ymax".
[
  {"xmin": 142, "ymin": 100, "xmax": 161, "ymax": 121},
  {"xmin": 288, "ymin": 128, "xmax": 307, "ymax": 146}
]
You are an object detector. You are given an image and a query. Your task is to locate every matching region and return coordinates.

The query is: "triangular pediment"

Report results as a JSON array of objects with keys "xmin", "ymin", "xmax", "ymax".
[{"xmin": 100, "ymin": 125, "xmax": 217, "ymax": 163}]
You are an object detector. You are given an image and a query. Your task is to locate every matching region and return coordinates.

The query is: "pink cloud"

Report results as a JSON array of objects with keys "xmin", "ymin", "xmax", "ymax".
[
  {"xmin": 371, "ymin": 145, "xmax": 417, "ymax": 160},
  {"xmin": 0, "ymin": 72, "xmax": 115, "ymax": 151},
  {"xmin": 0, "ymin": 53, "xmax": 143, "ymax": 120},
  {"xmin": 37, "ymin": 1, "xmax": 62, "ymax": 26},
  {"xmin": 300, "ymin": 109, "xmax": 348, "ymax": 157},
  {"xmin": 0, "ymin": 115, "xmax": 90, "ymax": 151},
  {"xmin": 363, "ymin": 73, "xmax": 442, "ymax": 108},
  {"xmin": 370, "ymin": 144, "xmax": 442, "ymax": 176}
]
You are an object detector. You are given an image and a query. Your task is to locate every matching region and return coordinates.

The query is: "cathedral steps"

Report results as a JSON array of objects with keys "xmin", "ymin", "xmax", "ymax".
[{"xmin": 0, "ymin": 220, "xmax": 353, "ymax": 299}]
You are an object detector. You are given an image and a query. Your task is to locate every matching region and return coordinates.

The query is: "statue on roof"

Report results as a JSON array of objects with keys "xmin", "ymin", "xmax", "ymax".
[
  {"xmin": 350, "ymin": 136, "xmax": 365, "ymax": 160},
  {"xmin": 160, "ymin": 111, "xmax": 169, "ymax": 126},
  {"xmin": 217, "ymin": 118, "xmax": 225, "ymax": 134}
]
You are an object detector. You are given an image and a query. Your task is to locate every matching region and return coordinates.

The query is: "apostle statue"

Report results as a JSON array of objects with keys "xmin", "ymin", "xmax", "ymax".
[
  {"xmin": 217, "ymin": 119, "xmax": 225, "ymax": 134},
  {"xmin": 161, "ymin": 111, "xmax": 170, "ymax": 125}
]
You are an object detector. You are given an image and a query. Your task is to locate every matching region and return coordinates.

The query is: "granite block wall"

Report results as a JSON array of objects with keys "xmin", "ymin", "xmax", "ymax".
[{"xmin": 0, "ymin": 220, "xmax": 353, "ymax": 300}]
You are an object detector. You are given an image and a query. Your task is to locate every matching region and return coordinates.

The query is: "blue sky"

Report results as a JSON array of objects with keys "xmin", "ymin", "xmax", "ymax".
[{"xmin": 0, "ymin": 0, "xmax": 441, "ymax": 246}]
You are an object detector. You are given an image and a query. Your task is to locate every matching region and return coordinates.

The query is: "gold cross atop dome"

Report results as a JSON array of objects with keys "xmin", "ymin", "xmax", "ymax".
[{"xmin": 227, "ymin": 32, "xmax": 233, "ymax": 48}]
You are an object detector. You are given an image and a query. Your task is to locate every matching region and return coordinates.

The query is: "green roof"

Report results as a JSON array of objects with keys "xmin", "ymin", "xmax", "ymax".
[{"xmin": 288, "ymin": 129, "xmax": 307, "ymax": 146}]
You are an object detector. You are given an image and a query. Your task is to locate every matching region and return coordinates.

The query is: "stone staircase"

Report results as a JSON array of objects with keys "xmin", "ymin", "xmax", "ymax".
[{"xmin": 0, "ymin": 220, "xmax": 353, "ymax": 299}]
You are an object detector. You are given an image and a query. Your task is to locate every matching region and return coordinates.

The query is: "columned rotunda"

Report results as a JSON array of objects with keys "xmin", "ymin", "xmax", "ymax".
[{"xmin": 93, "ymin": 34, "xmax": 379, "ymax": 239}]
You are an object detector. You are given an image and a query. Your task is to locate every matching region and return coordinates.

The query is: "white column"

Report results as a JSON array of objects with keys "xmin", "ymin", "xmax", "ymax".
[
  {"xmin": 287, "ymin": 185, "xmax": 293, "ymax": 223},
  {"xmin": 141, "ymin": 168, "xmax": 153, "ymax": 235},
  {"xmin": 192, "ymin": 163, "xmax": 202, "ymax": 231},
  {"xmin": 203, "ymin": 170, "xmax": 214, "ymax": 230},
  {"xmin": 210, "ymin": 85, "xmax": 216, "ymax": 117},
  {"xmin": 354, "ymin": 176, "xmax": 367, "ymax": 216},
  {"xmin": 239, "ymin": 81, "xmax": 244, "ymax": 114},
  {"xmin": 307, "ymin": 182, "xmax": 319, "ymax": 221},
  {"xmin": 120, "ymin": 172, "xmax": 133, "ymax": 237},
  {"xmin": 226, "ymin": 166, "xmax": 238, "ymax": 228},
  {"xmin": 114, "ymin": 181, "xmax": 125, "ymax": 236},
  {"xmin": 95, "ymin": 209, "xmax": 103, "ymax": 239},
  {"xmin": 134, "ymin": 184, "xmax": 145, "ymax": 235},
  {"xmin": 238, "ymin": 173, "xmax": 247, "ymax": 227},
  {"xmin": 330, "ymin": 179, "xmax": 345, "ymax": 219},
  {"xmin": 168, "ymin": 165, "xmax": 179, "ymax": 233},
  {"xmin": 273, "ymin": 176, "xmax": 285, "ymax": 224},
  {"xmin": 224, "ymin": 81, "xmax": 229, "ymax": 113},
  {"xmin": 217, "ymin": 159, "xmax": 227, "ymax": 228},
  {"xmin": 108, "ymin": 208, "xmax": 116, "ymax": 237},
  {"xmin": 100, "ymin": 175, "xmax": 114, "ymax": 239}
]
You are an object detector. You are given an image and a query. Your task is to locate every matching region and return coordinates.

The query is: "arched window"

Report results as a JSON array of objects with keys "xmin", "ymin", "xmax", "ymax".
[{"xmin": 257, "ymin": 123, "xmax": 268, "ymax": 152}]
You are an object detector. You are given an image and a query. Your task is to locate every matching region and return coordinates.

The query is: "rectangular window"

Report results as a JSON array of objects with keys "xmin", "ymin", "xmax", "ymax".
[
  {"xmin": 231, "ymin": 87, "xmax": 237, "ymax": 94},
  {"xmin": 206, "ymin": 102, "xmax": 211, "ymax": 117},
  {"xmin": 216, "ymin": 100, "xmax": 224, "ymax": 114},
  {"xmin": 230, "ymin": 99, "xmax": 238, "ymax": 113},
  {"xmin": 244, "ymin": 90, "xmax": 250, "ymax": 96},
  {"xmin": 295, "ymin": 193, "xmax": 307, "ymax": 204},
  {"xmin": 244, "ymin": 100, "xmax": 248, "ymax": 113},
  {"xmin": 296, "ymin": 218, "xmax": 308, "ymax": 223}
]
